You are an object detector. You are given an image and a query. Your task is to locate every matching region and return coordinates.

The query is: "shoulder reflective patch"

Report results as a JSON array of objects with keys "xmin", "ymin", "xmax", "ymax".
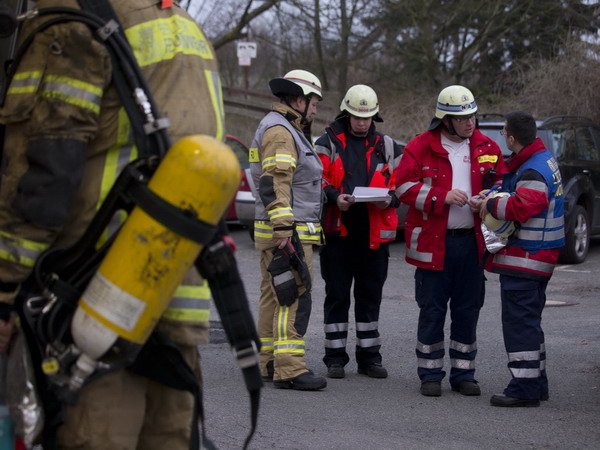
[
  {"xmin": 478, "ymin": 155, "xmax": 498, "ymax": 163},
  {"xmin": 126, "ymin": 15, "xmax": 214, "ymax": 66},
  {"xmin": 249, "ymin": 147, "xmax": 260, "ymax": 162}
]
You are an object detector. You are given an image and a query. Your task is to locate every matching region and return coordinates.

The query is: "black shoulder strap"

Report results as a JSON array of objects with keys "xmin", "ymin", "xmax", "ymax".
[{"xmin": 77, "ymin": 0, "xmax": 170, "ymax": 158}]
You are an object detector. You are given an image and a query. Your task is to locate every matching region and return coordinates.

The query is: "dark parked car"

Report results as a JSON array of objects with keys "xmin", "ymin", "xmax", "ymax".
[{"xmin": 478, "ymin": 115, "xmax": 600, "ymax": 264}]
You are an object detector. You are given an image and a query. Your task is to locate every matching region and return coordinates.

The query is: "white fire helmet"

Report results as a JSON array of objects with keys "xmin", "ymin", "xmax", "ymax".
[
  {"xmin": 340, "ymin": 84, "xmax": 380, "ymax": 118},
  {"xmin": 269, "ymin": 69, "xmax": 323, "ymax": 100},
  {"xmin": 435, "ymin": 85, "xmax": 478, "ymax": 119},
  {"xmin": 483, "ymin": 192, "xmax": 515, "ymax": 238}
]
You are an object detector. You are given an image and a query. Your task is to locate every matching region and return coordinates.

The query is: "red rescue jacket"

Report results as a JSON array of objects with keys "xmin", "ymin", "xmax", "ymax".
[
  {"xmin": 395, "ymin": 128, "xmax": 505, "ymax": 270},
  {"xmin": 315, "ymin": 122, "xmax": 402, "ymax": 249}
]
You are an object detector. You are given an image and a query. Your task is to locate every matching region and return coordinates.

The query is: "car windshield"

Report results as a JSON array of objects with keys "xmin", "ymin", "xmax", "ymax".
[
  {"xmin": 225, "ymin": 136, "xmax": 250, "ymax": 170},
  {"xmin": 479, "ymin": 127, "xmax": 511, "ymax": 157}
]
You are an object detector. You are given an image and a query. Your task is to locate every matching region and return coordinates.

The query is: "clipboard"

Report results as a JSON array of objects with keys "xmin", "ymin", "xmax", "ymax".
[{"xmin": 350, "ymin": 187, "xmax": 390, "ymax": 203}]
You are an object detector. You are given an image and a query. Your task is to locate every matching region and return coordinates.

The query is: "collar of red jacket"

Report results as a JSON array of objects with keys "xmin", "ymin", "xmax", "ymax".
[{"xmin": 506, "ymin": 138, "xmax": 546, "ymax": 172}]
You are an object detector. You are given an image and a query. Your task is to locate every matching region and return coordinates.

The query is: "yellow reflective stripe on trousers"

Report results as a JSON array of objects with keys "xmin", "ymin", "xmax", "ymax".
[
  {"xmin": 274, "ymin": 339, "xmax": 305, "ymax": 354},
  {"xmin": 0, "ymin": 231, "xmax": 49, "ymax": 267},
  {"xmin": 204, "ymin": 70, "xmax": 224, "ymax": 141},
  {"xmin": 125, "ymin": 15, "xmax": 214, "ymax": 66},
  {"xmin": 162, "ymin": 282, "xmax": 212, "ymax": 322},
  {"xmin": 6, "ymin": 70, "xmax": 42, "ymax": 95},
  {"xmin": 41, "ymin": 75, "xmax": 102, "ymax": 114},
  {"xmin": 277, "ymin": 305, "xmax": 289, "ymax": 341},
  {"xmin": 96, "ymin": 108, "xmax": 138, "ymax": 248},
  {"xmin": 275, "ymin": 306, "xmax": 305, "ymax": 353},
  {"xmin": 260, "ymin": 337, "xmax": 274, "ymax": 351}
]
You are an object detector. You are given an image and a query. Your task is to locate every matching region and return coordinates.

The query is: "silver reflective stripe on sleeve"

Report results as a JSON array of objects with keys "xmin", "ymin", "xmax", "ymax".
[
  {"xmin": 517, "ymin": 179, "xmax": 549, "ymax": 194},
  {"xmin": 0, "ymin": 231, "xmax": 49, "ymax": 267},
  {"xmin": 415, "ymin": 184, "xmax": 431, "ymax": 210}
]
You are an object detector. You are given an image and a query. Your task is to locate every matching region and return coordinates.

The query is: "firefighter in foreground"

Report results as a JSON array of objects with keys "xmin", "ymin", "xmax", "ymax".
[
  {"xmin": 0, "ymin": 1, "xmax": 225, "ymax": 448},
  {"xmin": 395, "ymin": 85, "xmax": 505, "ymax": 397},
  {"xmin": 474, "ymin": 110, "xmax": 564, "ymax": 407},
  {"xmin": 250, "ymin": 70, "xmax": 327, "ymax": 391},
  {"xmin": 315, "ymin": 85, "xmax": 402, "ymax": 379}
]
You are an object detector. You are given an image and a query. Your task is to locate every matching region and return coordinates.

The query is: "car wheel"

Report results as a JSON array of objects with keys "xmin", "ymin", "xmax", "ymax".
[{"xmin": 559, "ymin": 205, "xmax": 590, "ymax": 264}]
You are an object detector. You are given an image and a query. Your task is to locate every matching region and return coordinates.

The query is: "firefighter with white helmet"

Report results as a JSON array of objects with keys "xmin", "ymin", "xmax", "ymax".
[
  {"xmin": 250, "ymin": 69, "xmax": 327, "ymax": 390},
  {"xmin": 395, "ymin": 85, "xmax": 506, "ymax": 397},
  {"xmin": 315, "ymin": 84, "xmax": 402, "ymax": 379}
]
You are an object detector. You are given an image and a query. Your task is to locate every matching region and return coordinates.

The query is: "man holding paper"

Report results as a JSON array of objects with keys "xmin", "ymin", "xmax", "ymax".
[{"xmin": 314, "ymin": 85, "xmax": 402, "ymax": 379}]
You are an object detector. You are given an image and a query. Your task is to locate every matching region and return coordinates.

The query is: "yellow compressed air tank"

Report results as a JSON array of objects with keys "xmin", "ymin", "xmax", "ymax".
[{"xmin": 70, "ymin": 135, "xmax": 240, "ymax": 372}]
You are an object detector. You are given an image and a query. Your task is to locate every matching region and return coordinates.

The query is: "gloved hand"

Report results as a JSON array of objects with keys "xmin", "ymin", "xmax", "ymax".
[
  {"xmin": 288, "ymin": 234, "xmax": 312, "ymax": 293},
  {"xmin": 267, "ymin": 245, "xmax": 299, "ymax": 307}
]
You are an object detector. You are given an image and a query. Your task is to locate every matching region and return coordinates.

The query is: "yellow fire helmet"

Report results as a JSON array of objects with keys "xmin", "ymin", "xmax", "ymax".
[{"xmin": 483, "ymin": 192, "xmax": 515, "ymax": 238}]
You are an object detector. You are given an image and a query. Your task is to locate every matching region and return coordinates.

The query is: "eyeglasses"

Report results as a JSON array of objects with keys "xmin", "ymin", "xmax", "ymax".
[{"xmin": 451, "ymin": 114, "xmax": 476, "ymax": 123}]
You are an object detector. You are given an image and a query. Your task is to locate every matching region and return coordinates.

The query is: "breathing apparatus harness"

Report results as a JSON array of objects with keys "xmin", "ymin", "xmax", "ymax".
[{"xmin": 2, "ymin": 2, "xmax": 261, "ymax": 449}]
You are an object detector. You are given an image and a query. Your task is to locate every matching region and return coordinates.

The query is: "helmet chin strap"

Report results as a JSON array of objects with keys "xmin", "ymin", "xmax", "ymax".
[{"xmin": 444, "ymin": 120, "xmax": 469, "ymax": 140}]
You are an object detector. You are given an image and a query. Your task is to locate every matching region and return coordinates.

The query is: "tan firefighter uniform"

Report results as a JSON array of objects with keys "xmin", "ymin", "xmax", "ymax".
[
  {"xmin": 0, "ymin": 0, "xmax": 224, "ymax": 448},
  {"xmin": 249, "ymin": 102, "xmax": 323, "ymax": 381}
]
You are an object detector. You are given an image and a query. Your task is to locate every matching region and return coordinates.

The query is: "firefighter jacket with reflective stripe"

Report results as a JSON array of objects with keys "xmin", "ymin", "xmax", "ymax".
[
  {"xmin": 0, "ymin": 0, "xmax": 223, "ymax": 344},
  {"xmin": 487, "ymin": 138, "xmax": 564, "ymax": 281},
  {"xmin": 314, "ymin": 117, "xmax": 402, "ymax": 249},
  {"xmin": 250, "ymin": 103, "xmax": 323, "ymax": 250},
  {"xmin": 395, "ymin": 128, "xmax": 505, "ymax": 270}
]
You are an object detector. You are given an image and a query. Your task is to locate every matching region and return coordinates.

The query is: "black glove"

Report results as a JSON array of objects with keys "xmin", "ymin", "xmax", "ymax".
[
  {"xmin": 289, "ymin": 234, "xmax": 312, "ymax": 292},
  {"xmin": 267, "ymin": 245, "xmax": 299, "ymax": 307}
]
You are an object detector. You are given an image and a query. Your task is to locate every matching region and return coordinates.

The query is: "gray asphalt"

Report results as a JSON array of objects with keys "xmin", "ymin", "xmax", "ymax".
[{"xmin": 201, "ymin": 229, "xmax": 600, "ymax": 449}]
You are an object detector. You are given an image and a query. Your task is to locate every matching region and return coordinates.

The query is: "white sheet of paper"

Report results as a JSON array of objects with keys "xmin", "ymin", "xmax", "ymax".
[{"xmin": 351, "ymin": 186, "xmax": 390, "ymax": 202}]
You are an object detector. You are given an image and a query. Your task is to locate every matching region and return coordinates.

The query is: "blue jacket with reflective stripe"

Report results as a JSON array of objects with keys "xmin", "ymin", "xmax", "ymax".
[{"xmin": 504, "ymin": 149, "xmax": 565, "ymax": 251}]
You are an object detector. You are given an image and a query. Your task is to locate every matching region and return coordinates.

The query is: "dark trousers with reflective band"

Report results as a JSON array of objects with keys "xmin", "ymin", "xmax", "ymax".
[
  {"xmin": 414, "ymin": 233, "xmax": 485, "ymax": 385},
  {"xmin": 321, "ymin": 237, "xmax": 389, "ymax": 369},
  {"xmin": 500, "ymin": 274, "xmax": 548, "ymax": 400}
]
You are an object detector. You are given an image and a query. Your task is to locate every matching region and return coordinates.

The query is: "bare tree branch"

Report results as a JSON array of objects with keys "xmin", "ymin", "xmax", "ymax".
[{"xmin": 212, "ymin": 0, "xmax": 281, "ymax": 50}]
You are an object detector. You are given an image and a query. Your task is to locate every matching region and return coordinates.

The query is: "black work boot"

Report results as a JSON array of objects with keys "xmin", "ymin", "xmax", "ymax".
[
  {"xmin": 327, "ymin": 364, "xmax": 345, "ymax": 379},
  {"xmin": 420, "ymin": 380, "xmax": 442, "ymax": 396},
  {"xmin": 490, "ymin": 394, "xmax": 540, "ymax": 407},
  {"xmin": 357, "ymin": 364, "xmax": 388, "ymax": 378},
  {"xmin": 451, "ymin": 380, "xmax": 481, "ymax": 396},
  {"xmin": 274, "ymin": 371, "xmax": 327, "ymax": 391}
]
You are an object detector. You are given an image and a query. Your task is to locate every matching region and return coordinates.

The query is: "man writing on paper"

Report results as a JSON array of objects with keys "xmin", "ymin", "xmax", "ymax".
[{"xmin": 315, "ymin": 85, "xmax": 402, "ymax": 379}]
